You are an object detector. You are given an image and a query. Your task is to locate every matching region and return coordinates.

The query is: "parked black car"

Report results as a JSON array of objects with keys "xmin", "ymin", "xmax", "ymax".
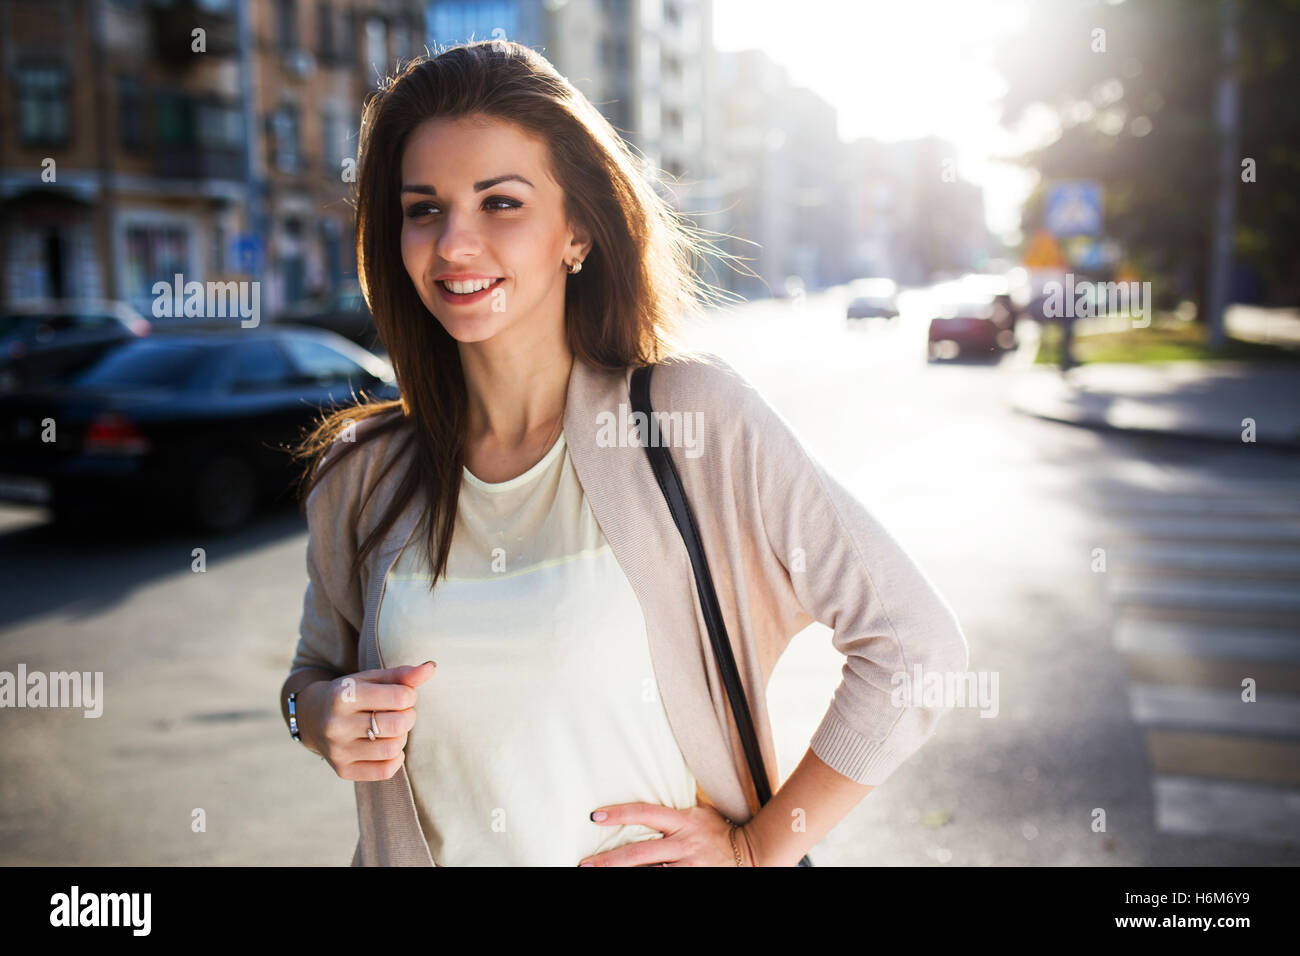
[
  {"xmin": 0, "ymin": 325, "xmax": 397, "ymax": 532},
  {"xmin": 272, "ymin": 282, "xmax": 380, "ymax": 352},
  {"xmin": 0, "ymin": 300, "xmax": 152, "ymax": 394}
]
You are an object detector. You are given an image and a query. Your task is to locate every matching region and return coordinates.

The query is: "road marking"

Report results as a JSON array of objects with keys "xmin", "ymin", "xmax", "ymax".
[
  {"xmin": 1103, "ymin": 517, "xmax": 1300, "ymax": 546},
  {"xmin": 1153, "ymin": 775, "xmax": 1300, "ymax": 845},
  {"xmin": 1098, "ymin": 495, "xmax": 1300, "ymax": 517},
  {"xmin": 1106, "ymin": 545, "xmax": 1300, "ymax": 578},
  {"xmin": 1128, "ymin": 683, "xmax": 1300, "ymax": 737},
  {"xmin": 1113, "ymin": 617, "xmax": 1300, "ymax": 662},
  {"xmin": 1108, "ymin": 578, "xmax": 1300, "ymax": 612},
  {"xmin": 1121, "ymin": 653, "xmax": 1300, "ymax": 693},
  {"xmin": 1102, "ymin": 487, "xmax": 1300, "ymax": 845}
]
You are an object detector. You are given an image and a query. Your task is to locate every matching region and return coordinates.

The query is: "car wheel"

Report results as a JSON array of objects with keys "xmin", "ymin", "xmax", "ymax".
[{"xmin": 192, "ymin": 452, "xmax": 257, "ymax": 533}]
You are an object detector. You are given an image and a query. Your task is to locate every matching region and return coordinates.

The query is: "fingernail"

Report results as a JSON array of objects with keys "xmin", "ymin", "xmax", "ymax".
[
  {"xmin": 578, "ymin": 861, "xmax": 594, "ymax": 867},
  {"xmin": 590, "ymin": 810, "xmax": 607, "ymax": 821}
]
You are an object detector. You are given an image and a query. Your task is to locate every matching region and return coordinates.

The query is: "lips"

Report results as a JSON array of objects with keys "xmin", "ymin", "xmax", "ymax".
[{"xmin": 435, "ymin": 276, "xmax": 504, "ymax": 305}]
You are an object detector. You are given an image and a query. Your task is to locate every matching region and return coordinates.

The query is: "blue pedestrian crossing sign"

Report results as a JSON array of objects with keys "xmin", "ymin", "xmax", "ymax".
[
  {"xmin": 231, "ymin": 234, "xmax": 264, "ymax": 275},
  {"xmin": 1045, "ymin": 181, "xmax": 1103, "ymax": 237}
]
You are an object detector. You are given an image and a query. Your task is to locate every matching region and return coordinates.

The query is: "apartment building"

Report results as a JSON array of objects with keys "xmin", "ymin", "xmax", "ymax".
[
  {"xmin": 0, "ymin": 0, "xmax": 423, "ymax": 316},
  {"xmin": 0, "ymin": 0, "xmax": 723, "ymax": 314}
]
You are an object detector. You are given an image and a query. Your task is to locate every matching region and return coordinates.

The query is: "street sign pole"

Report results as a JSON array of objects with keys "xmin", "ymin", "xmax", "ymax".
[{"xmin": 1207, "ymin": 0, "xmax": 1239, "ymax": 353}]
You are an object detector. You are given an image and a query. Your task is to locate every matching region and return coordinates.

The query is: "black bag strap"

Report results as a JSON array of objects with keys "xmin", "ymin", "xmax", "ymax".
[{"xmin": 630, "ymin": 363, "xmax": 812, "ymax": 866}]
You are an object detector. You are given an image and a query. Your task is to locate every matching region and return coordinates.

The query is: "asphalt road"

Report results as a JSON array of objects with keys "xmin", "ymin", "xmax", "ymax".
[{"xmin": 1, "ymin": 286, "xmax": 1296, "ymax": 865}]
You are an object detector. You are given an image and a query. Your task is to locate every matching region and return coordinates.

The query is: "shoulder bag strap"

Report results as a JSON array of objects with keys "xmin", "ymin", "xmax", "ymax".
[{"xmin": 630, "ymin": 363, "xmax": 812, "ymax": 866}]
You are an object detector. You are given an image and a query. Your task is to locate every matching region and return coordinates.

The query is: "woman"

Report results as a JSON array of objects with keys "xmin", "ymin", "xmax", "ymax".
[{"xmin": 279, "ymin": 39, "xmax": 968, "ymax": 867}]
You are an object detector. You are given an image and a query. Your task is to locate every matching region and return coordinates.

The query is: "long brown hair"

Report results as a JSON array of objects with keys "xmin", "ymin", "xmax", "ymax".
[{"xmin": 291, "ymin": 39, "xmax": 747, "ymax": 590}]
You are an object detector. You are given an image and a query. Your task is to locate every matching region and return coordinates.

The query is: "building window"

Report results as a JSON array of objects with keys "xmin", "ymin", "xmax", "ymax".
[
  {"xmin": 365, "ymin": 17, "xmax": 387, "ymax": 81},
  {"xmin": 602, "ymin": 35, "xmax": 628, "ymax": 71},
  {"xmin": 276, "ymin": 0, "xmax": 297, "ymax": 51},
  {"xmin": 123, "ymin": 223, "xmax": 192, "ymax": 316},
  {"xmin": 197, "ymin": 101, "xmax": 242, "ymax": 149},
  {"xmin": 607, "ymin": 99, "xmax": 630, "ymax": 132},
  {"xmin": 318, "ymin": 1, "xmax": 335, "ymax": 58},
  {"xmin": 270, "ymin": 106, "xmax": 300, "ymax": 173},
  {"xmin": 322, "ymin": 111, "xmax": 352, "ymax": 177},
  {"xmin": 16, "ymin": 63, "xmax": 70, "ymax": 146},
  {"xmin": 391, "ymin": 20, "xmax": 410, "ymax": 65},
  {"xmin": 157, "ymin": 92, "xmax": 196, "ymax": 147},
  {"xmin": 117, "ymin": 75, "xmax": 144, "ymax": 151}
]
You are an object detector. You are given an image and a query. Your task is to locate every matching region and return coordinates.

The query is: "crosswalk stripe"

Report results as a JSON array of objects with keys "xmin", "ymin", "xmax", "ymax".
[
  {"xmin": 1097, "ymin": 494, "xmax": 1300, "ymax": 515},
  {"xmin": 1109, "ymin": 578, "xmax": 1300, "ymax": 612},
  {"xmin": 1153, "ymin": 775, "xmax": 1300, "ymax": 845},
  {"xmin": 1113, "ymin": 618, "xmax": 1300, "ymax": 661},
  {"xmin": 1101, "ymin": 484, "xmax": 1300, "ymax": 845},
  {"xmin": 1128, "ymin": 684, "xmax": 1300, "ymax": 736},
  {"xmin": 1121, "ymin": 653, "xmax": 1300, "ymax": 694},
  {"xmin": 1106, "ymin": 545, "xmax": 1300, "ymax": 578},
  {"xmin": 1101, "ymin": 517, "xmax": 1300, "ymax": 545},
  {"xmin": 1097, "ymin": 495, "xmax": 1300, "ymax": 517}
]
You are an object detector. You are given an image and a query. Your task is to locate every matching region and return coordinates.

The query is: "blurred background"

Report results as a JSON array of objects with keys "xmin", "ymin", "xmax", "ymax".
[{"xmin": 0, "ymin": 0, "xmax": 1297, "ymax": 866}]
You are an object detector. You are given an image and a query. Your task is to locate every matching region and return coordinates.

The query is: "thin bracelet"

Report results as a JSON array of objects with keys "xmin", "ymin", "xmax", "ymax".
[{"xmin": 728, "ymin": 823, "xmax": 753, "ymax": 866}]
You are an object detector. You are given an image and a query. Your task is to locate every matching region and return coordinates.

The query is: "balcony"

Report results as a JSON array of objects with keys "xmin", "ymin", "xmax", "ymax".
[
  {"xmin": 150, "ymin": 0, "xmax": 238, "ymax": 64},
  {"xmin": 154, "ymin": 145, "xmax": 244, "ymax": 182}
]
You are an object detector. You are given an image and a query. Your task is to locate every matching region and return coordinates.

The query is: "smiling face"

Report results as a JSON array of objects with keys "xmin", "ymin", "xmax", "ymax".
[{"xmin": 399, "ymin": 114, "xmax": 590, "ymax": 348}]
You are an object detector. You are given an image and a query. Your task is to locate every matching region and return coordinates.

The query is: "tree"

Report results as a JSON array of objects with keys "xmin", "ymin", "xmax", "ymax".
[{"xmin": 994, "ymin": 0, "xmax": 1300, "ymax": 312}]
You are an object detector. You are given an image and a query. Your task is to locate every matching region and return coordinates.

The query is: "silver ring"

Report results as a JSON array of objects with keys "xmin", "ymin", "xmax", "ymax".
[{"xmin": 367, "ymin": 711, "xmax": 379, "ymax": 741}]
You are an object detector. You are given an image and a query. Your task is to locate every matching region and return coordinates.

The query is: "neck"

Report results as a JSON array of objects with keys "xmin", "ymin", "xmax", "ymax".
[{"xmin": 459, "ymin": 338, "xmax": 574, "ymax": 448}]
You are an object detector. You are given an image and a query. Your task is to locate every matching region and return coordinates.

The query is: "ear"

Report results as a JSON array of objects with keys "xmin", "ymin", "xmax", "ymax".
[{"xmin": 567, "ymin": 219, "xmax": 593, "ymax": 263}]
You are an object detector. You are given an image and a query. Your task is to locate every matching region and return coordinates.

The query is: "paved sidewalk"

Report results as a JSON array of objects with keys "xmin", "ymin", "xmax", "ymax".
[{"xmin": 1008, "ymin": 360, "xmax": 1300, "ymax": 447}]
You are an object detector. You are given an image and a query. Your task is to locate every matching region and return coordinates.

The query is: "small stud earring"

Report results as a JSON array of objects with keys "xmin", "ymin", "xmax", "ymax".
[{"xmin": 567, "ymin": 258, "xmax": 583, "ymax": 275}]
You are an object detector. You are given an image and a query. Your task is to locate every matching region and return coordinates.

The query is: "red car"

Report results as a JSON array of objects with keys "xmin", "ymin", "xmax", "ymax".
[{"xmin": 927, "ymin": 299, "xmax": 1013, "ymax": 360}]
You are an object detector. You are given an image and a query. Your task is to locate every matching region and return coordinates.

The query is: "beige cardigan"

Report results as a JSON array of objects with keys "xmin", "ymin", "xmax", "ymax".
[{"xmin": 289, "ymin": 351, "xmax": 969, "ymax": 866}]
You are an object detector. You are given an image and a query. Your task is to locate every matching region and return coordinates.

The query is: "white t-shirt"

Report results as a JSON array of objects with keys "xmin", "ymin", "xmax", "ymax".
[{"xmin": 377, "ymin": 429, "xmax": 698, "ymax": 865}]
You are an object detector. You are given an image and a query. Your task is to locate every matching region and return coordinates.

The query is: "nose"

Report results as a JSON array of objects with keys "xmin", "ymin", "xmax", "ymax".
[{"xmin": 434, "ymin": 206, "xmax": 483, "ymax": 262}]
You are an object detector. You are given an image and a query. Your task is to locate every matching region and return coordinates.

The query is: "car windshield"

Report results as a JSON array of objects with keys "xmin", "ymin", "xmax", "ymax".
[
  {"xmin": 74, "ymin": 340, "xmax": 212, "ymax": 388},
  {"xmin": 941, "ymin": 302, "xmax": 994, "ymax": 318}
]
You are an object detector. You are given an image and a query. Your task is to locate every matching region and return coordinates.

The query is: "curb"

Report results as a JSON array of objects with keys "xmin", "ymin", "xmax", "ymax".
[{"xmin": 1009, "ymin": 396, "xmax": 1300, "ymax": 450}]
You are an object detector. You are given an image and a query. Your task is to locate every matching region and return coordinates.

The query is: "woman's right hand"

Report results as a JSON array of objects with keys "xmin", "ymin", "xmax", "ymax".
[{"xmin": 297, "ymin": 661, "xmax": 436, "ymax": 780}]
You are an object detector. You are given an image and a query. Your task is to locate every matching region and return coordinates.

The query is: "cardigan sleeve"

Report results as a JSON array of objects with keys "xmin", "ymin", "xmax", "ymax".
[
  {"xmin": 288, "ymin": 437, "xmax": 365, "ymax": 681},
  {"xmin": 727, "ymin": 361, "xmax": 970, "ymax": 787}
]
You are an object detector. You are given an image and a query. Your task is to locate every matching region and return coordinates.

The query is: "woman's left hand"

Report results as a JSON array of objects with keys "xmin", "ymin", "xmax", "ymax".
[{"xmin": 578, "ymin": 802, "xmax": 756, "ymax": 866}]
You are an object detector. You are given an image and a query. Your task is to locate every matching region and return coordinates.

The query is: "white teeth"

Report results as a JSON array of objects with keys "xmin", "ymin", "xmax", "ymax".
[{"xmin": 442, "ymin": 277, "xmax": 498, "ymax": 294}]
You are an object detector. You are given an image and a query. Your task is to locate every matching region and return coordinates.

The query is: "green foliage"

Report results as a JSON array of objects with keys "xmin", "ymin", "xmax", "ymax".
[
  {"xmin": 1034, "ymin": 316, "xmax": 1300, "ymax": 364},
  {"xmin": 997, "ymin": 0, "xmax": 1300, "ymax": 307}
]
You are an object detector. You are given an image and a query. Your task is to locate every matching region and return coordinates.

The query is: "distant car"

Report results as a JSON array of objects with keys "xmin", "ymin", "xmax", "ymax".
[
  {"xmin": 272, "ymin": 283, "xmax": 379, "ymax": 351},
  {"xmin": 772, "ymin": 275, "xmax": 805, "ymax": 300},
  {"xmin": 0, "ymin": 326, "xmax": 397, "ymax": 532},
  {"xmin": 0, "ymin": 300, "xmax": 152, "ymax": 394},
  {"xmin": 847, "ymin": 294, "xmax": 899, "ymax": 320},
  {"xmin": 927, "ymin": 300, "xmax": 1004, "ymax": 359}
]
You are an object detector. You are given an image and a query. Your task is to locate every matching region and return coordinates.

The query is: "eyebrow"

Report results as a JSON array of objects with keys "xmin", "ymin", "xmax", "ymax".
[{"xmin": 400, "ymin": 174, "xmax": 535, "ymax": 196}]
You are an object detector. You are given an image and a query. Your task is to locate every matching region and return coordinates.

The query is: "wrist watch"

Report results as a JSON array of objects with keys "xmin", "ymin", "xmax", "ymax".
[{"xmin": 287, "ymin": 691, "xmax": 302, "ymax": 743}]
